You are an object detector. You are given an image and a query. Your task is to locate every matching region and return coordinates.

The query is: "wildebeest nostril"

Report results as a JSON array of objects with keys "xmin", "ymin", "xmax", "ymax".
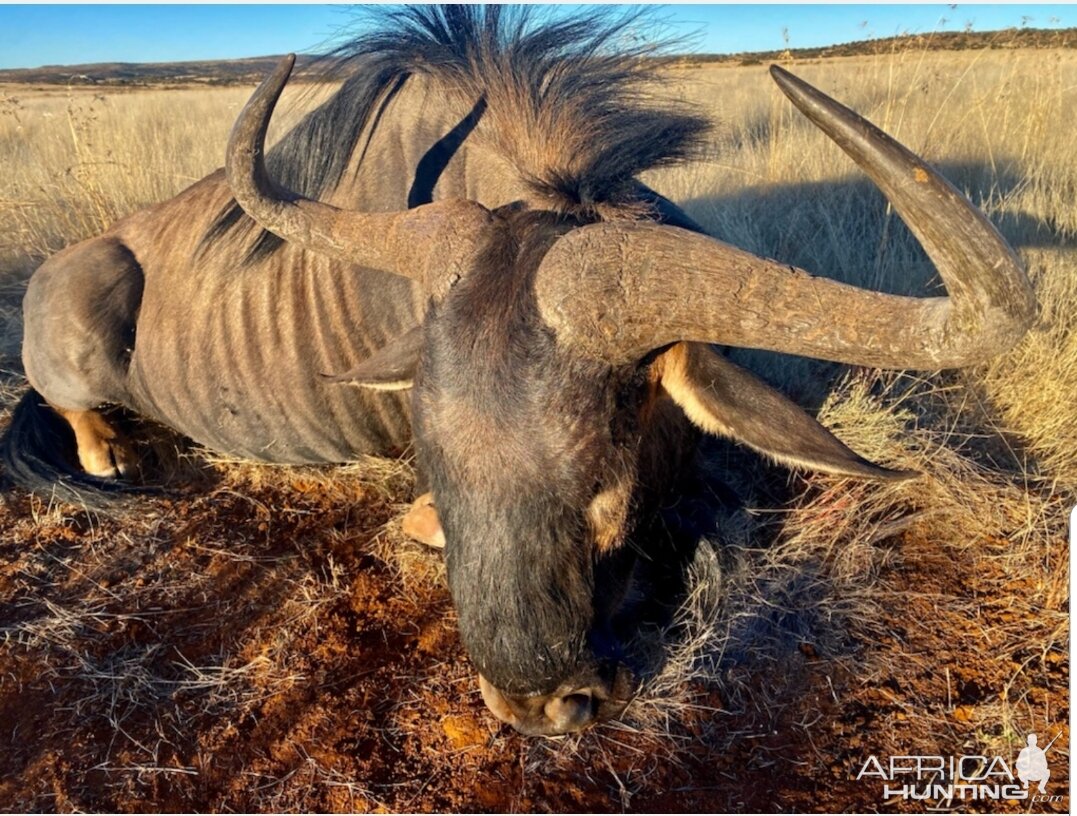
[{"xmin": 543, "ymin": 690, "xmax": 595, "ymax": 733}]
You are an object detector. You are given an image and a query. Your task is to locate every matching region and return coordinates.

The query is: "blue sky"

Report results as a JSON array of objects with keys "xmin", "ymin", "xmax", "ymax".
[{"xmin": 0, "ymin": 4, "xmax": 1071, "ymax": 70}]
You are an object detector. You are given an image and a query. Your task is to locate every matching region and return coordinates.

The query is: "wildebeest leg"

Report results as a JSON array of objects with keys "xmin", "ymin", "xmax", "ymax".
[
  {"xmin": 402, "ymin": 492, "xmax": 445, "ymax": 548},
  {"xmin": 51, "ymin": 405, "xmax": 136, "ymax": 478},
  {"xmin": 21, "ymin": 236, "xmax": 144, "ymax": 479}
]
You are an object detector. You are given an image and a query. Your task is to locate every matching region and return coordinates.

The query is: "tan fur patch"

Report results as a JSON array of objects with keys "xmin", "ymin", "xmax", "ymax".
[
  {"xmin": 52, "ymin": 404, "xmax": 136, "ymax": 478},
  {"xmin": 638, "ymin": 349, "xmax": 668, "ymax": 427},
  {"xmin": 401, "ymin": 492, "xmax": 445, "ymax": 549},
  {"xmin": 657, "ymin": 343, "xmax": 737, "ymax": 439},
  {"xmin": 585, "ymin": 480, "xmax": 633, "ymax": 553}
]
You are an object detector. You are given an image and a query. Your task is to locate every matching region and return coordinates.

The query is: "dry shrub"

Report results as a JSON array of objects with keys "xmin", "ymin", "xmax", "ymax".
[{"xmin": 982, "ymin": 246, "xmax": 1077, "ymax": 479}]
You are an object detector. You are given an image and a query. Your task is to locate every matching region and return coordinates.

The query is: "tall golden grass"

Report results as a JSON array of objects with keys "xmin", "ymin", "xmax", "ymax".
[
  {"xmin": 0, "ymin": 83, "xmax": 324, "ymax": 272},
  {"xmin": 0, "ymin": 43, "xmax": 1071, "ymax": 789}
]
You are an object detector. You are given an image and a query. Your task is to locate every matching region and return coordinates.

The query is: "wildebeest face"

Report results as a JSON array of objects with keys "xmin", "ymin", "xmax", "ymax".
[{"xmin": 412, "ymin": 210, "xmax": 658, "ymax": 735}]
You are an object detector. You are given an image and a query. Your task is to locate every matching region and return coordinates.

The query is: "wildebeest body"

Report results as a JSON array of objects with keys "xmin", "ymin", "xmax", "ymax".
[{"xmin": 26, "ymin": 75, "xmax": 538, "ymax": 462}]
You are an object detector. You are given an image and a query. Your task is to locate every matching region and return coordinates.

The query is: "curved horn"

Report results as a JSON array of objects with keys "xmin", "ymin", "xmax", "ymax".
[
  {"xmin": 535, "ymin": 66, "xmax": 1036, "ymax": 370},
  {"xmin": 226, "ymin": 55, "xmax": 491, "ymax": 288}
]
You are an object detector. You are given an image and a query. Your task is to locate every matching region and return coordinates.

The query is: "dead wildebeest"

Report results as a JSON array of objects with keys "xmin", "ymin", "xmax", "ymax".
[{"xmin": 4, "ymin": 6, "xmax": 1034, "ymax": 735}]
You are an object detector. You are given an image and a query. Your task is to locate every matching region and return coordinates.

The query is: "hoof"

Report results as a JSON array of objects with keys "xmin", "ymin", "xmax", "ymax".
[
  {"xmin": 402, "ymin": 492, "xmax": 445, "ymax": 549},
  {"xmin": 55, "ymin": 406, "xmax": 137, "ymax": 480},
  {"xmin": 83, "ymin": 437, "xmax": 137, "ymax": 479}
]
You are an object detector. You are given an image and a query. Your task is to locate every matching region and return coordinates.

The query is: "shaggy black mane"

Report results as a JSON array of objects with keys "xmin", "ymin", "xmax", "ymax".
[{"xmin": 202, "ymin": 4, "xmax": 710, "ymax": 259}]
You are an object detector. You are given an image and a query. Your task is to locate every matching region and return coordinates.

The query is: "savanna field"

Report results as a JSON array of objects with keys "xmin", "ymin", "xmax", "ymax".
[{"xmin": 0, "ymin": 45, "xmax": 1072, "ymax": 812}]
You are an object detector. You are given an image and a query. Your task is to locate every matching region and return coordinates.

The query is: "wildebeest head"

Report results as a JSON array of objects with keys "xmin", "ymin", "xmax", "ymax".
[{"xmin": 227, "ymin": 56, "xmax": 1034, "ymax": 735}]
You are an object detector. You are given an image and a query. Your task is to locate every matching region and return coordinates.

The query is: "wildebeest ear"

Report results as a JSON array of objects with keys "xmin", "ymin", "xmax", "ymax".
[
  {"xmin": 659, "ymin": 343, "xmax": 918, "ymax": 481},
  {"xmin": 321, "ymin": 326, "xmax": 422, "ymax": 391}
]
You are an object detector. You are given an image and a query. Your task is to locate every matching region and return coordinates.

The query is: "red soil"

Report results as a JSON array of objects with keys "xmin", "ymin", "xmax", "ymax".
[{"xmin": 0, "ymin": 471, "xmax": 1068, "ymax": 812}]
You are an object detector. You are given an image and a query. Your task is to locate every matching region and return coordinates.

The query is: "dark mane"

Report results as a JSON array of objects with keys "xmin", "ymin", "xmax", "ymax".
[{"xmin": 200, "ymin": 4, "xmax": 710, "ymax": 260}]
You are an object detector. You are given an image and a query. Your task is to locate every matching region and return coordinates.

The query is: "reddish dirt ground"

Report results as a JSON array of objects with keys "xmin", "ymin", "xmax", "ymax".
[{"xmin": 0, "ymin": 465, "xmax": 1068, "ymax": 813}]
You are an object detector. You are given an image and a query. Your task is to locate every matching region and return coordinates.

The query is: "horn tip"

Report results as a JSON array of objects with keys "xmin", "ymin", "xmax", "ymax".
[
  {"xmin": 276, "ymin": 54, "xmax": 296, "ymax": 78},
  {"xmin": 769, "ymin": 64, "xmax": 790, "ymax": 81},
  {"xmin": 768, "ymin": 64, "xmax": 802, "ymax": 96},
  {"xmin": 878, "ymin": 467, "xmax": 922, "ymax": 482}
]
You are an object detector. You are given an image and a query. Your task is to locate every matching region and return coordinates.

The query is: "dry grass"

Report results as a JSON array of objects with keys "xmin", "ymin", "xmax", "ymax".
[
  {"xmin": 0, "ymin": 82, "xmax": 329, "ymax": 274},
  {"xmin": 0, "ymin": 42, "xmax": 1072, "ymax": 809}
]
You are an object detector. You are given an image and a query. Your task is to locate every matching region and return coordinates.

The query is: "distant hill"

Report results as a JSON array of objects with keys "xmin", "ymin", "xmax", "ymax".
[
  {"xmin": 696, "ymin": 25, "xmax": 1077, "ymax": 66},
  {"xmin": 0, "ymin": 54, "xmax": 329, "ymax": 86},
  {"xmin": 1, "ymin": 26, "xmax": 1074, "ymax": 86}
]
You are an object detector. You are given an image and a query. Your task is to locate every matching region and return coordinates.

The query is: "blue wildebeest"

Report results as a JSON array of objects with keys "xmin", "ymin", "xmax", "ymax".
[{"xmin": 4, "ymin": 7, "xmax": 1034, "ymax": 735}]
